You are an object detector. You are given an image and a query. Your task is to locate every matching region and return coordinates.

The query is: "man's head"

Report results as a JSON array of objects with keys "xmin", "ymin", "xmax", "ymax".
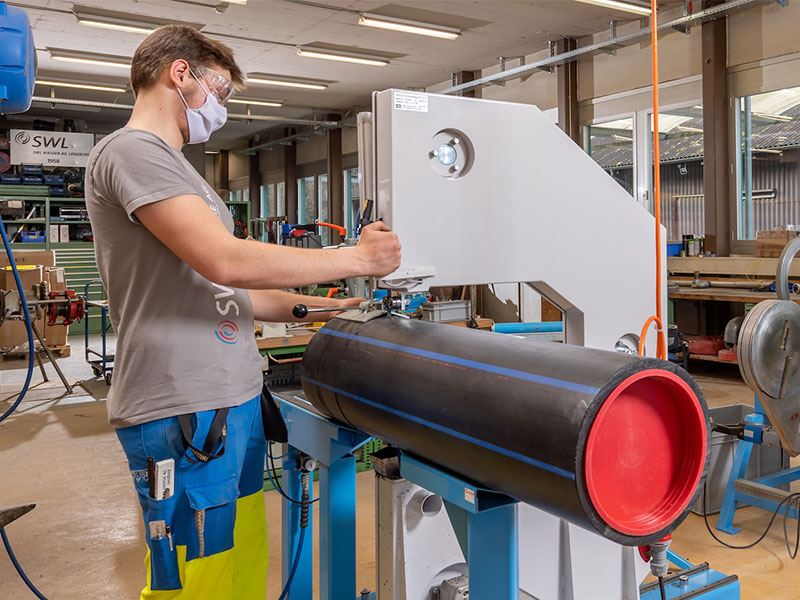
[{"xmin": 130, "ymin": 25, "xmax": 244, "ymax": 143}]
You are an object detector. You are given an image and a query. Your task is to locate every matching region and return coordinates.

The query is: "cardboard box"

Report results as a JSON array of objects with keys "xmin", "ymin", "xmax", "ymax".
[
  {"xmin": 59, "ymin": 224, "xmax": 69, "ymax": 242},
  {"xmin": 45, "ymin": 322, "xmax": 69, "ymax": 347},
  {"xmin": 0, "ymin": 316, "xmax": 44, "ymax": 350},
  {"xmin": 49, "ymin": 224, "xmax": 60, "ymax": 244},
  {"xmin": 0, "ymin": 249, "xmax": 56, "ymax": 268},
  {"xmin": 756, "ymin": 230, "xmax": 797, "ymax": 258},
  {"xmin": 48, "ymin": 267, "xmax": 67, "ymax": 292},
  {"xmin": 0, "ymin": 265, "xmax": 43, "ymax": 292}
]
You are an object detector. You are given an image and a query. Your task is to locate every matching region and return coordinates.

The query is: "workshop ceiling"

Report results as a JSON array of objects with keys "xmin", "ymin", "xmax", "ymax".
[{"xmin": 10, "ymin": 0, "xmax": 684, "ymax": 147}]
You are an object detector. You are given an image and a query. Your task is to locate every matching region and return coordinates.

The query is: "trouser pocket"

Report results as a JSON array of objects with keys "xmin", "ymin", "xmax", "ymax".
[{"xmin": 145, "ymin": 494, "xmax": 182, "ymax": 591}]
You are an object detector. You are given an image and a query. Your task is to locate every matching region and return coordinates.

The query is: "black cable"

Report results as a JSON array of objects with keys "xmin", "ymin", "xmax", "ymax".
[
  {"xmin": 703, "ymin": 483, "xmax": 800, "ymax": 555},
  {"xmin": 782, "ymin": 495, "xmax": 800, "ymax": 559},
  {"xmin": 1, "ymin": 529, "xmax": 49, "ymax": 599},
  {"xmin": 266, "ymin": 446, "xmax": 319, "ymax": 505},
  {"xmin": 658, "ymin": 576, "xmax": 666, "ymax": 600}
]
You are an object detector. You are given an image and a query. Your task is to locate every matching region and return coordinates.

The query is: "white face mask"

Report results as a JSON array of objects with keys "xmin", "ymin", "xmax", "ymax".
[{"xmin": 176, "ymin": 71, "xmax": 227, "ymax": 144}]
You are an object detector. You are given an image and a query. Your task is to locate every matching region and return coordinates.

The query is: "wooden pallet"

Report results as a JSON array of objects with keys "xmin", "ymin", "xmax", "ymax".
[{"xmin": 0, "ymin": 344, "xmax": 71, "ymax": 361}]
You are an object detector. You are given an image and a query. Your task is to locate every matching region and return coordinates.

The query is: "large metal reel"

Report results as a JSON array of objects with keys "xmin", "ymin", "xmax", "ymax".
[
  {"xmin": 776, "ymin": 236, "xmax": 800, "ymax": 301},
  {"xmin": 738, "ymin": 299, "xmax": 800, "ymax": 455}
]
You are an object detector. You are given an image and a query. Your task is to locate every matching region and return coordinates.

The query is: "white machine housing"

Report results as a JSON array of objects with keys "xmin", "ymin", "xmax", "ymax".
[{"xmin": 370, "ymin": 89, "xmax": 667, "ymax": 353}]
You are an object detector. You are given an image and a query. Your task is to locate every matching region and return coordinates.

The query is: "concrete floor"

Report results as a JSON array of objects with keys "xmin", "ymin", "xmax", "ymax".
[{"xmin": 1, "ymin": 339, "xmax": 799, "ymax": 599}]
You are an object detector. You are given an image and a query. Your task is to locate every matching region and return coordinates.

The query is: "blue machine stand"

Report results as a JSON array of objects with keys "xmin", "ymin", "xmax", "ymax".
[
  {"xmin": 278, "ymin": 395, "xmax": 371, "ymax": 600},
  {"xmin": 639, "ymin": 551, "xmax": 739, "ymax": 600},
  {"xmin": 717, "ymin": 398, "xmax": 799, "ymax": 534}
]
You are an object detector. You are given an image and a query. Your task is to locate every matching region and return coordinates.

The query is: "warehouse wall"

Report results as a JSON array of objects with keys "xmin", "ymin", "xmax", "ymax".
[{"xmin": 228, "ymin": 151, "xmax": 249, "ymax": 190}]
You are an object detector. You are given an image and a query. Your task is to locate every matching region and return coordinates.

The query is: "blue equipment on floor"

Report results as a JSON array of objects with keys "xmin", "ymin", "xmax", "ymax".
[{"xmin": 716, "ymin": 397, "xmax": 799, "ymax": 534}]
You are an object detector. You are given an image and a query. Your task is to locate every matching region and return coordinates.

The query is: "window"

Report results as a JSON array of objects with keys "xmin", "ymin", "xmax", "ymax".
[
  {"xmin": 585, "ymin": 118, "xmax": 634, "ymax": 197},
  {"xmin": 737, "ymin": 85, "xmax": 800, "ymax": 240},
  {"xmin": 229, "ymin": 189, "xmax": 248, "ymax": 203},
  {"xmin": 298, "ymin": 176, "xmax": 316, "ymax": 224},
  {"xmin": 650, "ymin": 106, "xmax": 704, "ymax": 242}
]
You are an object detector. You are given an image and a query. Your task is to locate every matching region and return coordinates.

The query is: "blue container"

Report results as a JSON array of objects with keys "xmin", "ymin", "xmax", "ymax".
[
  {"xmin": 0, "ymin": 3, "xmax": 36, "ymax": 115},
  {"xmin": 667, "ymin": 242, "xmax": 683, "ymax": 257},
  {"xmin": 22, "ymin": 174, "xmax": 42, "ymax": 185},
  {"xmin": 20, "ymin": 231, "xmax": 45, "ymax": 242},
  {"xmin": 49, "ymin": 186, "xmax": 65, "ymax": 197},
  {"xmin": 0, "ymin": 174, "xmax": 21, "ymax": 184},
  {"xmin": 21, "ymin": 164, "xmax": 43, "ymax": 175},
  {"xmin": 44, "ymin": 173, "xmax": 64, "ymax": 185}
]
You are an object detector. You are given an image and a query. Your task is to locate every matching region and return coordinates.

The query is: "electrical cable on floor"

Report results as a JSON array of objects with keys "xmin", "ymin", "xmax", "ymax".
[
  {"xmin": 1, "ymin": 216, "xmax": 50, "ymax": 600},
  {"xmin": 266, "ymin": 446, "xmax": 319, "ymax": 505},
  {"xmin": 658, "ymin": 576, "xmax": 666, "ymax": 600},
  {"xmin": 702, "ymin": 483, "xmax": 800, "ymax": 557},
  {"xmin": 1, "ymin": 529, "xmax": 48, "ymax": 600}
]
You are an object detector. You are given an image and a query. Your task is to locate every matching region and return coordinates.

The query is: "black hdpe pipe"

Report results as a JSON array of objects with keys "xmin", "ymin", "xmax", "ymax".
[{"xmin": 301, "ymin": 315, "xmax": 710, "ymax": 546}]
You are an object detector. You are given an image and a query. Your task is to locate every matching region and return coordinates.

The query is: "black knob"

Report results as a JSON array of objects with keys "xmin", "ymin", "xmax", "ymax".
[{"xmin": 292, "ymin": 304, "xmax": 309, "ymax": 319}]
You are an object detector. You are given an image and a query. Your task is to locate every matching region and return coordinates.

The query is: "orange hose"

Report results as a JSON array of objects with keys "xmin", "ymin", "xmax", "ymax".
[{"xmin": 639, "ymin": 0, "xmax": 667, "ymax": 359}]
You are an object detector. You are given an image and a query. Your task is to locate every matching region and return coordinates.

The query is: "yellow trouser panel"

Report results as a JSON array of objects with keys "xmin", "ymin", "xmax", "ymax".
[{"xmin": 140, "ymin": 490, "xmax": 268, "ymax": 600}]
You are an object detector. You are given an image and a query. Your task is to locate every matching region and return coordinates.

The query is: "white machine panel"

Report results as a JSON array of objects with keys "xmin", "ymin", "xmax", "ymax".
[{"xmin": 373, "ymin": 89, "xmax": 667, "ymax": 352}]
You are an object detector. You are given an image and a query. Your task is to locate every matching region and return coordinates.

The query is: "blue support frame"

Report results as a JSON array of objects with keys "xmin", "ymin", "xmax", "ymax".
[
  {"xmin": 717, "ymin": 397, "xmax": 800, "ymax": 535},
  {"xmin": 277, "ymin": 396, "xmax": 371, "ymax": 600},
  {"xmin": 399, "ymin": 454, "xmax": 519, "ymax": 600}
]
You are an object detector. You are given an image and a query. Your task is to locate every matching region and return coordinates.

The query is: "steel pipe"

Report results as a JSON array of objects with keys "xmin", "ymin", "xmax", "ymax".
[{"xmin": 301, "ymin": 315, "xmax": 710, "ymax": 545}]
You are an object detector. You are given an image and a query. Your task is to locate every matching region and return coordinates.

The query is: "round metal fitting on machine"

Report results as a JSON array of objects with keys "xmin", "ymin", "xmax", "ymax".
[
  {"xmin": 428, "ymin": 129, "xmax": 474, "ymax": 179},
  {"xmin": 776, "ymin": 237, "xmax": 800, "ymax": 301},
  {"xmin": 738, "ymin": 299, "xmax": 800, "ymax": 399}
]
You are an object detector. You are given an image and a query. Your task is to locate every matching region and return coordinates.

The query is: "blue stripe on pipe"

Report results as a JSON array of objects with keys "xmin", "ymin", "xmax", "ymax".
[
  {"xmin": 301, "ymin": 376, "xmax": 577, "ymax": 481},
  {"xmin": 494, "ymin": 321, "xmax": 563, "ymax": 334},
  {"xmin": 317, "ymin": 328, "xmax": 599, "ymax": 396}
]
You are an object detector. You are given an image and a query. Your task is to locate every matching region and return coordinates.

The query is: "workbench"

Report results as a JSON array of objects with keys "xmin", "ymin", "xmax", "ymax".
[{"xmin": 669, "ymin": 286, "xmax": 800, "ymax": 305}]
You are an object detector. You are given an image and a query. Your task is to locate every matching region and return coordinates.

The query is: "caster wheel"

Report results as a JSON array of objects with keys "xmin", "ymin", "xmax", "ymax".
[{"xmin": 104, "ymin": 373, "xmax": 112, "ymax": 385}]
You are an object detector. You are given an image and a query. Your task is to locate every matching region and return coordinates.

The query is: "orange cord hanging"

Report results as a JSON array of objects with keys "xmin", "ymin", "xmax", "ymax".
[{"xmin": 638, "ymin": 0, "xmax": 668, "ymax": 360}]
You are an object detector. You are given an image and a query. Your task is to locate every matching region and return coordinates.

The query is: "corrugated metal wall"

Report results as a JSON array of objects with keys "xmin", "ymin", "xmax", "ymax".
[
  {"xmin": 750, "ymin": 150, "xmax": 800, "ymax": 232},
  {"xmin": 660, "ymin": 161, "xmax": 705, "ymax": 241}
]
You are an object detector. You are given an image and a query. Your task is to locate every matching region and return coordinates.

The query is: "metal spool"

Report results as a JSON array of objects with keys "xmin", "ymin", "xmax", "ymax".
[{"xmin": 738, "ymin": 299, "xmax": 800, "ymax": 455}]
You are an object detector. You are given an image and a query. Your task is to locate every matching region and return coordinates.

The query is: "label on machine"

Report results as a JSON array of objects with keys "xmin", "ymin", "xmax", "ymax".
[{"xmin": 393, "ymin": 91, "xmax": 428, "ymax": 113}]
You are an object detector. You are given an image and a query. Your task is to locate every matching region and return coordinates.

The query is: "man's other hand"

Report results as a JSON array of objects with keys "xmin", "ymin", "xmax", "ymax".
[{"xmin": 356, "ymin": 222, "xmax": 402, "ymax": 277}]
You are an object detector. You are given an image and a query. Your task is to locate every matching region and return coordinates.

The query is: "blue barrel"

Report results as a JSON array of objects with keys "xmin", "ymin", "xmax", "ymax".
[{"xmin": 0, "ymin": 2, "xmax": 36, "ymax": 115}]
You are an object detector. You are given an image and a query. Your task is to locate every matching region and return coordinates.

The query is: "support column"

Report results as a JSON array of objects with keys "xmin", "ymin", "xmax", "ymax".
[
  {"xmin": 702, "ymin": 1, "xmax": 731, "ymax": 256},
  {"xmin": 248, "ymin": 141, "xmax": 261, "ymax": 219},
  {"xmin": 327, "ymin": 114, "xmax": 344, "ymax": 245},
  {"xmin": 220, "ymin": 149, "xmax": 229, "ymax": 190},
  {"xmin": 455, "ymin": 71, "xmax": 481, "ymax": 99},
  {"xmin": 556, "ymin": 38, "xmax": 579, "ymax": 143},
  {"xmin": 284, "ymin": 128, "xmax": 298, "ymax": 223}
]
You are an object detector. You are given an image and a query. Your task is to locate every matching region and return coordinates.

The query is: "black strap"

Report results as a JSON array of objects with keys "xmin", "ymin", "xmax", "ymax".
[
  {"xmin": 177, "ymin": 408, "xmax": 229, "ymax": 463},
  {"xmin": 261, "ymin": 382, "xmax": 288, "ymax": 443}
]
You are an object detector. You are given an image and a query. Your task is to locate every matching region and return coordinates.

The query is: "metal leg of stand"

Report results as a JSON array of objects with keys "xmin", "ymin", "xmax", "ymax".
[
  {"xmin": 34, "ymin": 350, "xmax": 48, "ymax": 381},
  {"xmin": 30, "ymin": 322, "xmax": 72, "ymax": 394}
]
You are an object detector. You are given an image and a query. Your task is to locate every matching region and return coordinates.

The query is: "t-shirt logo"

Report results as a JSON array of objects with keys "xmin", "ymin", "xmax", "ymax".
[
  {"xmin": 201, "ymin": 183, "xmax": 220, "ymax": 217},
  {"xmin": 215, "ymin": 320, "xmax": 239, "ymax": 344}
]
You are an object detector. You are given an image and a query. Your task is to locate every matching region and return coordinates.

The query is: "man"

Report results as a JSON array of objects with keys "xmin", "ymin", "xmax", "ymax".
[{"xmin": 85, "ymin": 25, "xmax": 401, "ymax": 599}]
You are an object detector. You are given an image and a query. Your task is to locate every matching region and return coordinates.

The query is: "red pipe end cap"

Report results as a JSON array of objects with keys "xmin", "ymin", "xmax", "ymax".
[{"xmin": 585, "ymin": 370, "xmax": 706, "ymax": 536}]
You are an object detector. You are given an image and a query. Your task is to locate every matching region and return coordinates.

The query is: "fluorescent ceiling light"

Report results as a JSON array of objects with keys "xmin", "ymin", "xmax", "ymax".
[
  {"xmin": 246, "ymin": 74, "xmax": 328, "ymax": 90},
  {"xmin": 358, "ymin": 13, "xmax": 460, "ymax": 40},
  {"xmin": 296, "ymin": 47, "xmax": 389, "ymax": 67},
  {"xmin": 36, "ymin": 79, "xmax": 127, "ymax": 93},
  {"xmin": 77, "ymin": 18, "xmax": 155, "ymax": 34},
  {"xmin": 573, "ymin": 0, "xmax": 652, "ymax": 16},
  {"xmin": 228, "ymin": 98, "xmax": 283, "ymax": 107},
  {"xmin": 222, "ymin": 0, "xmax": 247, "ymax": 3},
  {"xmin": 48, "ymin": 48, "xmax": 131, "ymax": 69}
]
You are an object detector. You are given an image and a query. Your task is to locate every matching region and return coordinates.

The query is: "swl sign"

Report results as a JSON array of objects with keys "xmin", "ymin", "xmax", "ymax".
[{"xmin": 11, "ymin": 129, "xmax": 94, "ymax": 167}]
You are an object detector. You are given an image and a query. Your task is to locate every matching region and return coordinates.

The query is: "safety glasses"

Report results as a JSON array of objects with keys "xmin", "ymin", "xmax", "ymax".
[{"xmin": 192, "ymin": 65, "xmax": 235, "ymax": 106}]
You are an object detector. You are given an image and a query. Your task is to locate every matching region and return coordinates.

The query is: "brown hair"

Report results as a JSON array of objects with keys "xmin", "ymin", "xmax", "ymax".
[{"xmin": 130, "ymin": 25, "xmax": 244, "ymax": 94}]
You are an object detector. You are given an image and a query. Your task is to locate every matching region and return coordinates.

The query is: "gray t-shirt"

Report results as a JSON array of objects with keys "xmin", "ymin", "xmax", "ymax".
[{"xmin": 85, "ymin": 127, "xmax": 263, "ymax": 428}]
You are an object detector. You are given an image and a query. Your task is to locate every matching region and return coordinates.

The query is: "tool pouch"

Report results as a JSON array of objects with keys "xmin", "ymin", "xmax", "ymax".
[
  {"xmin": 146, "ymin": 495, "xmax": 181, "ymax": 591},
  {"xmin": 261, "ymin": 381, "xmax": 288, "ymax": 442}
]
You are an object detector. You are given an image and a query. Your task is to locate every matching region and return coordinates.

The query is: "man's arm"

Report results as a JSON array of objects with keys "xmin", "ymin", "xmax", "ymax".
[
  {"xmin": 134, "ymin": 194, "xmax": 401, "ymax": 289},
  {"xmin": 248, "ymin": 289, "xmax": 362, "ymax": 323}
]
